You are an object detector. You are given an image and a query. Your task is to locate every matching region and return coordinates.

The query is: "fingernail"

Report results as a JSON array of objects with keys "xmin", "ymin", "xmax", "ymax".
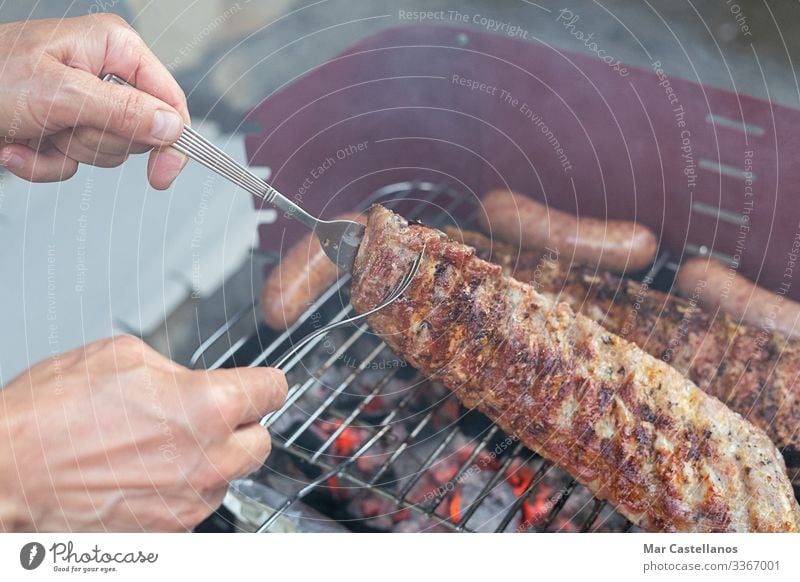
[
  {"xmin": 151, "ymin": 110, "xmax": 184, "ymax": 142},
  {"xmin": 0, "ymin": 149, "xmax": 23, "ymax": 170}
]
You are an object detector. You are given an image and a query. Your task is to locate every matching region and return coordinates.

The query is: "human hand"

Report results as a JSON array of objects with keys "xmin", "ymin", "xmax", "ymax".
[
  {"xmin": 0, "ymin": 335, "xmax": 287, "ymax": 532},
  {"xmin": 0, "ymin": 14, "xmax": 189, "ymax": 189}
]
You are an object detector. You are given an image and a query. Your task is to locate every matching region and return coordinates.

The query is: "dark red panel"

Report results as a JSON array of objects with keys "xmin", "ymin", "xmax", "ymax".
[{"xmin": 245, "ymin": 24, "xmax": 800, "ymax": 298}]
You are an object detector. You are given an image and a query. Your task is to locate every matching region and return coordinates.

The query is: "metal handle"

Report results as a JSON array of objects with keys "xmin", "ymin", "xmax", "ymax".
[{"xmin": 101, "ymin": 73, "xmax": 320, "ymax": 231}]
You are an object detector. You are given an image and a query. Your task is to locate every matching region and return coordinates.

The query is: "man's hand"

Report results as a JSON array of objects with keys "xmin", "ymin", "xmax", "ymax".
[
  {"xmin": 0, "ymin": 335, "xmax": 287, "ymax": 532},
  {"xmin": 0, "ymin": 14, "xmax": 189, "ymax": 189}
]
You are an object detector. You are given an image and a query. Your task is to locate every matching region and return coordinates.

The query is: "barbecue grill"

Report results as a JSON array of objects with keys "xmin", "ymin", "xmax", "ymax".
[
  {"xmin": 191, "ymin": 24, "xmax": 800, "ymax": 532},
  {"xmin": 190, "ymin": 181, "xmax": 673, "ymax": 533}
]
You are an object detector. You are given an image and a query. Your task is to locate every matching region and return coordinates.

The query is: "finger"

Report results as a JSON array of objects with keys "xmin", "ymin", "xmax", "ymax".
[
  {"xmin": 48, "ymin": 129, "xmax": 130, "ymax": 168},
  {"xmin": 147, "ymin": 148, "xmax": 187, "ymax": 190},
  {"xmin": 95, "ymin": 16, "xmax": 190, "ymax": 122},
  {"xmin": 0, "ymin": 142, "xmax": 78, "ymax": 182},
  {"xmin": 222, "ymin": 423, "xmax": 272, "ymax": 481},
  {"xmin": 207, "ymin": 367, "xmax": 288, "ymax": 427},
  {"xmin": 103, "ymin": 334, "xmax": 186, "ymax": 374},
  {"xmin": 44, "ymin": 63, "xmax": 186, "ymax": 148},
  {"xmin": 67, "ymin": 127, "xmax": 151, "ymax": 156}
]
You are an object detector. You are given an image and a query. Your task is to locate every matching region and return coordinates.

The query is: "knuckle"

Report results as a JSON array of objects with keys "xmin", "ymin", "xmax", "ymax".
[
  {"xmin": 212, "ymin": 380, "xmax": 244, "ymax": 427},
  {"xmin": 111, "ymin": 334, "xmax": 145, "ymax": 352},
  {"xmin": 112, "ymin": 91, "xmax": 147, "ymax": 137},
  {"xmin": 45, "ymin": 85, "xmax": 79, "ymax": 128},
  {"xmin": 123, "ymin": 91, "xmax": 147, "ymax": 129},
  {"xmin": 197, "ymin": 388, "xmax": 238, "ymax": 436},
  {"xmin": 73, "ymin": 127, "xmax": 103, "ymax": 150},
  {"xmin": 93, "ymin": 12, "xmax": 129, "ymax": 30},
  {"xmin": 174, "ymin": 88, "xmax": 189, "ymax": 117}
]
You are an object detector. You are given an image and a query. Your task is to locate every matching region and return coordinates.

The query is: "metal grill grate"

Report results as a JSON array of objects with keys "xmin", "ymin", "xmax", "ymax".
[{"xmin": 191, "ymin": 182, "xmax": 680, "ymax": 533}]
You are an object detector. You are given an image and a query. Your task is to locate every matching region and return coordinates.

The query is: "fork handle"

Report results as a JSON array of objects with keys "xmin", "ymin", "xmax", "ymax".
[{"xmin": 101, "ymin": 73, "xmax": 321, "ymax": 232}]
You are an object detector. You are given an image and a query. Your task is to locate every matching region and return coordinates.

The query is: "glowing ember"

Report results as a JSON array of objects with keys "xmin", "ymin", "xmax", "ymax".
[
  {"xmin": 449, "ymin": 488, "xmax": 463, "ymax": 523},
  {"xmin": 329, "ymin": 420, "xmax": 366, "ymax": 456}
]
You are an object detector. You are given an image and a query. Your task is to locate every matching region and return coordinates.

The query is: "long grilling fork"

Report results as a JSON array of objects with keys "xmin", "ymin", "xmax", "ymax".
[
  {"xmin": 102, "ymin": 74, "xmax": 366, "ymax": 271},
  {"xmin": 252, "ymin": 245, "xmax": 424, "ymax": 533}
]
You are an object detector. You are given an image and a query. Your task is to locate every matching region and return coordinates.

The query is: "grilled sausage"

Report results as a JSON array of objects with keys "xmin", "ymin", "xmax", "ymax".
[
  {"xmin": 262, "ymin": 212, "xmax": 364, "ymax": 330},
  {"xmin": 676, "ymin": 257, "xmax": 800, "ymax": 339},
  {"xmin": 448, "ymin": 227, "xmax": 800, "ymax": 482},
  {"xmin": 352, "ymin": 205, "xmax": 800, "ymax": 532},
  {"xmin": 479, "ymin": 189, "xmax": 657, "ymax": 273}
]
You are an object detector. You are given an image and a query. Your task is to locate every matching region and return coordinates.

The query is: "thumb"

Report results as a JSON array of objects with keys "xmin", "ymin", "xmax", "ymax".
[{"xmin": 54, "ymin": 66, "xmax": 185, "ymax": 147}]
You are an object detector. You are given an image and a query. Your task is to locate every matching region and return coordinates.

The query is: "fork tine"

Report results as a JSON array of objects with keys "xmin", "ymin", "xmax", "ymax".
[{"xmin": 263, "ymin": 244, "xmax": 425, "ymax": 388}]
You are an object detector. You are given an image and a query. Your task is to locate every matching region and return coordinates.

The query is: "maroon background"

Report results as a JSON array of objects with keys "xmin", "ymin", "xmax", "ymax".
[{"xmin": 245, "ymin": 24, "xmax": 800, "ymax": 299}]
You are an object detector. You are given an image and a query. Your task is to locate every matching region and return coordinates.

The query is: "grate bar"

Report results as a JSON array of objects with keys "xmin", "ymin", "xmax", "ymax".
[
  {"xmin": 536, "ymin": 478, "xmax": 577, "ymax": 532},
  {"xmin": 366, "ymin": 394, "xmax": 453, "ymax": 486},
  {"xmin": 579, "ymin": 499, "xmax": 607, "ymax": 532},
  {"xmin": 456, "ymin": 441, "xmax": 525, "ymax": 530},
  {"xmin": 286, "ymin": 336, "xmax": 383, "ymax": 447},
  {"xmin": 425, "ymin": 425, "xmax": 500, "ymax": 513},
  {"xmin": 310, "ymin": 363, "xmax": 402, "ymax": 462}
]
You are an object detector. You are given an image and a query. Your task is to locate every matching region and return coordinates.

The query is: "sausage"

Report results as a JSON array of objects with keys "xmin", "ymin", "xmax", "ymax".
[
  {"xmin": 676, "ymin": 257, "xmax": 800, "ymax": 339},
  {"xmin": 261, "ymin": 212, "xmax": 364, "ymax": 330},
  {"xmin": 479, "ymin": 189, "xmax": 658, "ymax": 273}
]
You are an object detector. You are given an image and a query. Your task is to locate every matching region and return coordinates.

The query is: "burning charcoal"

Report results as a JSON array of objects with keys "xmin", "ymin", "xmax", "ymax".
[
  {"xmin": 344, "ymin": 491, "xmax": 406, "ymax": 532},
  {"xmin": 392, "ymin": 514, "xmax": 449, "ymax": 533},
  {"xmin": 270, "ymin": 421, "xmax": 328, "ymax": 479},
  {"xmin": 451, "ymin": 479, "xmax": 522, "ymax": 532}
]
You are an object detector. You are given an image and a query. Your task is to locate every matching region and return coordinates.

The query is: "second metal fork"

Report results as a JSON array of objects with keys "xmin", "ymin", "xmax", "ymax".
[{"xmin": 257, "ymin": 243, "xmax": 425, "ymax": 428}]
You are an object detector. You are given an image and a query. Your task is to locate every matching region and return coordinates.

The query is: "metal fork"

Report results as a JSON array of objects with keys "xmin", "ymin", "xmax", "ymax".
[
  {"xmin": 258, "ymin": 243, "xmax": 425, "ymax": 428},
  {"xmin": 102, "ymin": 74, "xmax": 366, "ymax": 271},
  {"xmin": 239, "ymin": 245, "xmax": 424, "ymax": 533}
]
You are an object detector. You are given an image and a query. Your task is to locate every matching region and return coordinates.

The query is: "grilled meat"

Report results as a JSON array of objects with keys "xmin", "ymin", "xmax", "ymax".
[
  {"xmin": 351, "ymin": 206, "xmax": 800, "ymax": 532},
  {"xmin": 447, "ymin": 227, "xmax": 800, "ymax": 479}
]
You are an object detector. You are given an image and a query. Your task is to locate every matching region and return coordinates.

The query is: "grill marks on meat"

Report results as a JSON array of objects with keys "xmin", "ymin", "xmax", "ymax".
[
  {"xmin": 351, "ymin": 206, "xmax": 800, "ymax": 532},
  {"xmin": 447, "ymin": 228, "xmax": 800, "ymax": 478}
]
